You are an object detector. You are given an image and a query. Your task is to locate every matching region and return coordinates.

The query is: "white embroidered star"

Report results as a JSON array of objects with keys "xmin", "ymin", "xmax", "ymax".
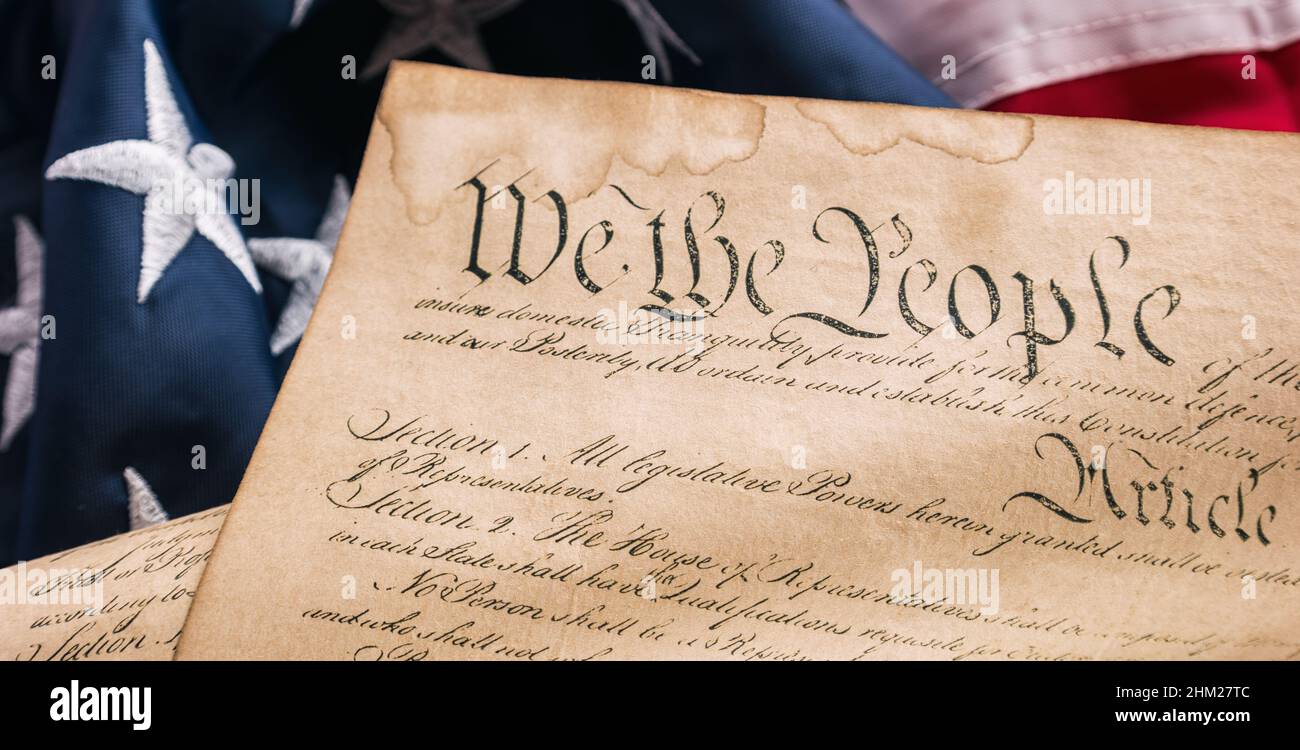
[
  {"xmin": 0, "ymin": 216, "xmax": 42, "ymax": 451},
  {"xmin": 363, "ymin": 0, "xmax": 698, "ymax": 80},
  {"xmin": 123, "ymin": 466, "xmax": 169, "ymax": 531},
  {"xmin": 248, "ymin": 175, "xmax": 350, "ymax": 355},
  {"xmin": 45, "ymin": 39, "xmax": 261, "ymax": 304}
]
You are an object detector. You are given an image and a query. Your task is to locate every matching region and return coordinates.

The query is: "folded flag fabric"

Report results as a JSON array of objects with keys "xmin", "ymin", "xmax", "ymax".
[{"xmin": 847, "ymin": 0, "xmax": 1300, "ymax": 131}]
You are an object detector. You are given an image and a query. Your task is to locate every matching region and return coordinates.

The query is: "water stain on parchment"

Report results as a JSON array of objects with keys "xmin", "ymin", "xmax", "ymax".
[
  {"xmin": 377, "ymin": 63, "xmax": 766, "ymax": 225},
  {"xmin": 796, "ymin": 99, "xmax": 1035, "ymax": 164}
]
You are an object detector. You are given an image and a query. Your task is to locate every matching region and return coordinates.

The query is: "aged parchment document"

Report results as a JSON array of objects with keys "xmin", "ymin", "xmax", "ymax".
[
  {"xmin": 1, "ymin": 507, "xmax": 226, "ymax": 661},
  {"xmin": 179, "ymin": 63, "xmax": 1298, "ymax": 660}
]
